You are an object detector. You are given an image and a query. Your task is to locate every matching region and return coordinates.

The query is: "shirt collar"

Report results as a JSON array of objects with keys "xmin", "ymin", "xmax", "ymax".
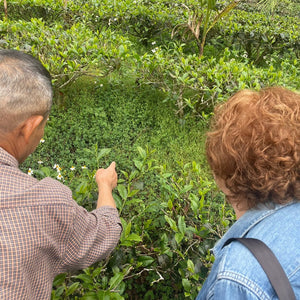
[
  {"xmin": 0, "ymin": 147, "xmax": 19, "ymax": 168},
  {"xmin": 213, "ymin": 201, "xmax": 295, "ymax": 256}
]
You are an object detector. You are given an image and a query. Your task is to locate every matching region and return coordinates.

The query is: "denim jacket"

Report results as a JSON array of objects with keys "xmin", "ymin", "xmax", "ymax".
[{"xmin": 196, "ymin": 201, "xmax": 300, "ymax": 300}]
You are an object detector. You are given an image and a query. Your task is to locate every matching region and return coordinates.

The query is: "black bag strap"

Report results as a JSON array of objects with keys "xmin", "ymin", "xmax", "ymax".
[{"xmin": 222, "ymin": 238, "xmax": 296, "ymax": 300}]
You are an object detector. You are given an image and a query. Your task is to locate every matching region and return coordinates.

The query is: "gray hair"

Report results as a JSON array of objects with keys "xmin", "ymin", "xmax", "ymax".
[{"xmin": 0, "ymin": 50, "xmax": 53, "ymax": 132}]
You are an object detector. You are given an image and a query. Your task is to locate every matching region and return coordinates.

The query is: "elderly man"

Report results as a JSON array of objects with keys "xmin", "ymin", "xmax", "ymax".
[{"xmin": 0, "ymin": 49, "xmax": 122, "ymax": 299}]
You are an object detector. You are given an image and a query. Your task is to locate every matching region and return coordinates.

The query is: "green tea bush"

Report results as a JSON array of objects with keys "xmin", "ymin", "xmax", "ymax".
[
  {"xmin": 0, "ymin": 18, "xmax": 135, "ymax": 89},
  {"xmin": 239, "ymin": 0, "xmax": 300, "ymax": 17},
  {"xmin": 137, "ymin": 45, "xmax": 299, "ymax": 117},
  {"xmin": 26, "ymin": 145, "xmax": 230, "ymax": 300},
  {"xmin": 2, "ymin": 0, "xmax": 298, "ymax": 117},
  {"xmin": 0, "ymin": 0, "xmax": 64, "ymax": 23},
  {"xmin": 2, "ymin": 0, "xmax": 188, "ymax": 46},
  {"xmin": 216, "ymin": 9, "xmax": 300, "ymax": 64}
]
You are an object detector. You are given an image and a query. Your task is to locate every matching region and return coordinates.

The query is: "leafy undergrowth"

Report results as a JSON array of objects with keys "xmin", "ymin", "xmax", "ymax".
[{"xmin": 30, "ymin": 145, "xmax": 234, "ymax": 300}]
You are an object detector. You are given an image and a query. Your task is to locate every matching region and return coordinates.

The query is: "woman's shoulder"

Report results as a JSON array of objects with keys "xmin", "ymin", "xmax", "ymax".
[{"xmin": 216, "ymin": 204, "xmax": 300, "ymax": 297}]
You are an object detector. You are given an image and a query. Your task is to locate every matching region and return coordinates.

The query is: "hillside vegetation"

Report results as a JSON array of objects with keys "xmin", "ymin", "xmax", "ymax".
[{"xmin": 1, "ymin": 0, "xmax": 299, "ymax": 298}]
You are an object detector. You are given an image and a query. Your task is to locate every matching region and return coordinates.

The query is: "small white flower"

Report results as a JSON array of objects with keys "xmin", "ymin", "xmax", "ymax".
[
  {"xmin": 40, "ymin": 138, "xmax": 45, "ymax": 143},
  {"xmin": 70, "ymin": 166, "xmax": 76, "ymax": 171},
  {"xmin": 53, "ymin": 164, "xmax": 59, "ymax": 169},
  {"xmin": 28, "ymin": 168, "xmax": 33, "ymax": 176},
  {"xmin": 38, "ymin": 160, "xmax": 43, "ymax": 164},
  {"xmin": 81, "ymin": 165, "xmax": 88, "ymax": 170},
  {"xmin": 151, "ymin": 41, "xmax": 156, "ymax": 45},
  {"xmin": 99, "ymin": 84, "xmax": 103, "ymax": 87},
  {"xmin": 57, "ymin": 173, "xmax": 63, "ymax": 180},
  {"xmin": 151, "ymin": 49, "xmax": 156, "ymax": 53}
]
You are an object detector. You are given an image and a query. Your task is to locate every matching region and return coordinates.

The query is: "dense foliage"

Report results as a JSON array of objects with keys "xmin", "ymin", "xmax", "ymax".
[{"xmin": 1, "ymin": 0, "xmax": 299, "ymax": 299}]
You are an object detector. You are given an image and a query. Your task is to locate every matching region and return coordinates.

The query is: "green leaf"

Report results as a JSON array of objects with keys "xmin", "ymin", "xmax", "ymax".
[
  {"xmin": 95, "ymin": 291, "xmax": 105, "ymax": 299},
  {"xmin": 53, "ymin": 273, "xmax": 66, "ymax": 286},
  {"xmin": 120, "ymin": 217, "xmax": 127, "ymax": 230},
  {"xmin": 187, "ymin": 259, "xmax": 195, "ymax": 273},
  {"xmin": 65, "ymin": 282, "xmax": 80, "ymax": 296},
  {"xmin": 121, "ymin": 232, "xmax": 142, "ymax": 246},
  {"xmin": 124, "ymin": 221, "xmax": 132, "ymax": 237},
  {"xmin": 137, "ymin": 146, "xmax": 146, "ymax": 159},
  {"xmin": 81, "ymin": 292, "xmax": 98, "ymax": 300},
  {"xmin": 175, "ymin": 232, "xmax": 184, "ymax": 245},
  {"xmin": 54, "ymin": 286, "xmax": 65, "ymax": 297},
  {"xmin": 129, "ymin": 170, "xmax": 139, "ymax": 181},
  {"xmin": 181, "ymin": 184, "xmax": 193, "ymax": 194},
  {"xmin": 137, "ymin": 255, "xmax": 154, "ymax": 267},
  {"xmin": 92, "ymin": 266, "xmax": 103, "ymax": 278},
  {"xmin": 178, "ymin": 216, "xmax": 186, "ymax": 235},
  {"xmin": 76, "ymin": 181, "xmax": 88, "ymax": 194},
  {"xmin": 133, "ymin": 159, "xmax": 143, "ymax": 170},
  {"xmin": 165, "ymin": 215, "xmax": 178, "ymax": 232},
  {"xmin": 127, "ymin": 189, "xmax": 139, "ymax": 197},
  {"xmin": 125, "ymin": 233, "xmax": 142, "ymax": 242},
  {"xmin": 97, "ymin": 148, "xmax": 111, "ymax": 161},
  {"xmin": 117, "ymin": 184, "xmax": 127, "ymax": 200},
  {"xmin": 118, "ymin": 44, "xmax": 125, "ymax": 56},
  {"xmin": 113, "ymin": 193, "xmax": 122, "ymax": 210},
  {"xmin": 109, "ymin": 272, "xmax": 124, "ymax": 290},
  {"xmin": 109, "ymin": 293, "xmax": 124, "ymax": 300},
  {"xmin": 167, "ymin": 199, "xmax": 173, "ymax": 210},
  {"xmin": 98, "ymin": 290, "xmax": 124, "ymax": 300},
  {"xmin": 182, "ymin": 278, "xmax": 191, "ymax": 292},
  {"xmin": 76, "ymin": 274, "xmax": 93, "ymax": 284},
  {"xmin": 40, "ymin": 166, "xmax": 51, "ymax": 177}
]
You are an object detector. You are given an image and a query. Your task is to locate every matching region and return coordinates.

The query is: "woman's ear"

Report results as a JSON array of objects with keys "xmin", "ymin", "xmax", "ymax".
[{"xmin": 214, "ymin": 176, "xmax": 232, "ymax": 196}]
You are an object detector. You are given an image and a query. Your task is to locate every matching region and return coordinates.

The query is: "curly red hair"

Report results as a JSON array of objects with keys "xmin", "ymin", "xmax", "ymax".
[{"xmin": 206, "ymin": 86, "xmax": 300, "ymax": 209}]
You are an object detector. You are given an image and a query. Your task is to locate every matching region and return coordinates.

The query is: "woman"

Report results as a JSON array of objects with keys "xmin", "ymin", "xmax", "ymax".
[{"xmin": 196, "ymin": 87, "xmax": 300, "ymax": 299}]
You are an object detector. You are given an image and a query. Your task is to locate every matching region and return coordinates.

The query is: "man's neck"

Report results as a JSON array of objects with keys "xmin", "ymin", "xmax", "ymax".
[{"xmin": 0, "ymin": 130, "xmax": 23, "ymax": 163}]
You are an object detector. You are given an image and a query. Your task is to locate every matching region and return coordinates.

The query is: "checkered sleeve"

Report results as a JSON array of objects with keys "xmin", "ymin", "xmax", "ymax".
[
  {"xmin": 58, "ymin": 203, "xmax": 122, "ymax": 272},
  {"xmin": 0, "ymin": 149, "xmax": 123, "ymax": 299}
]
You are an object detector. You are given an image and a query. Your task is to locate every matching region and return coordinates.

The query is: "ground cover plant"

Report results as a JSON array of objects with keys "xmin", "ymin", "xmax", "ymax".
[{"xmin": 1, "ymin": 0, "xmax": 299, "ymax": 298}]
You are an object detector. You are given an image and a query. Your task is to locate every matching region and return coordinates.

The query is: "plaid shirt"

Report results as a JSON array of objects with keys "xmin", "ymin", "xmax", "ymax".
[{"xmin": 0, "ymin": 147, "xmax": 122, "ymax": 299}]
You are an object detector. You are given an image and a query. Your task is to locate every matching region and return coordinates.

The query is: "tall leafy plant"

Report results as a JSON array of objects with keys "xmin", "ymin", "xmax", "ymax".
[
  {"xmin": 3, "ymin": 0, "xmax": 7, "ymax": 19},
  {"xmin": 172, "ymin": 0, "xmax": 241, "ymax": 57}
]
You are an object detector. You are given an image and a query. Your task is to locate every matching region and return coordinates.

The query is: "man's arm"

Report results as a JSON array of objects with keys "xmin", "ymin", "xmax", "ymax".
[
  {"xmin": 57, "ymin": 162, "xmax": 121, "ymax": 272},
  {"xmin": 95, "ymin": 162, "xmax": 118, "ymax": 209}
]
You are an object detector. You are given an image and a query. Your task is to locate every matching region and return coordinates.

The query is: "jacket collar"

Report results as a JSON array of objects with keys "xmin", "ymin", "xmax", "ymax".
[{"xmin": 213, "ymin": 201, "xmax": 296, "ymax": 257}]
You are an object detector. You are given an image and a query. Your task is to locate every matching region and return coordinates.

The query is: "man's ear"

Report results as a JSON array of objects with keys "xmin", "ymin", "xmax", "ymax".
[{"xmin": 19, "ymin": 115, "xmax": 44, "ymax": 144}]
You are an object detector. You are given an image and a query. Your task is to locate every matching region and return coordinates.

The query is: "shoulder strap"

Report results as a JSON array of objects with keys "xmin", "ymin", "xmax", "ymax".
[{"xmin": 222, "ymin": 238, "xmax": 296, "ymax": 300}]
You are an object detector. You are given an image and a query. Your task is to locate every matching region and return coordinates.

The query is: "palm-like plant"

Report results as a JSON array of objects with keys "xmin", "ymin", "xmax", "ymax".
[
  {"xmin": 172, "ymin": 0, "xmax": 241, "ymax": 57},
  {"xmin": 3, "ymin": 0, "xmax": 7, "ymax": 19}
]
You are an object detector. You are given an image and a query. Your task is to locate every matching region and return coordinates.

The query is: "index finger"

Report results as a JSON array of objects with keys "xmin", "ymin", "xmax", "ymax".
[{"xmin": 108, "ymin": 161, "xmax": 116, "ymax": 169}]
